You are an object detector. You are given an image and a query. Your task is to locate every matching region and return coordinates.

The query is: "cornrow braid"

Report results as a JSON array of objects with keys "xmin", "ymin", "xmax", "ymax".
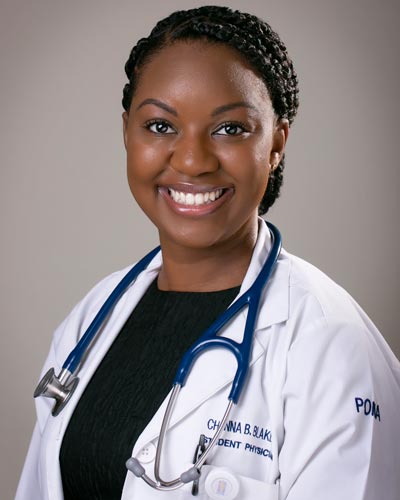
[{"xmin": 122, "ymin": 6, "xmax": 299, "ymax": 214}]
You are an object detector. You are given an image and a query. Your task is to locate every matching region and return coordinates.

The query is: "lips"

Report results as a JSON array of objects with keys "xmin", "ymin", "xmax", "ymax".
[{"xmin": 158, "ymin": 184, "xmax": 233, "ymax": 216}]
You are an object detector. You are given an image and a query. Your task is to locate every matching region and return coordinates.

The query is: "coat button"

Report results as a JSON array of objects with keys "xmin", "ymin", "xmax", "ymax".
[
  {"xmin": 136, "ymin": 442, "xmax": 157, "ymax": 464},
  {"xmin": 204, "ymin": 468, "xmax": 240, "ymax": 499}
]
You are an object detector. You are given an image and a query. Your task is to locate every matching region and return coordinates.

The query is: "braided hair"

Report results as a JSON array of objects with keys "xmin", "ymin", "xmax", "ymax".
[{"xmin": 122, "ymin": 6, "xmax": 299, "ymax": 214}]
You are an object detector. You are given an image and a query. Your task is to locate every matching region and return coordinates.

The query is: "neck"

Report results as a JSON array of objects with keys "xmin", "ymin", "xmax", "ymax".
[{"xmin": 157, "ymin": 220, "xmax": 259, "ymax": 292}]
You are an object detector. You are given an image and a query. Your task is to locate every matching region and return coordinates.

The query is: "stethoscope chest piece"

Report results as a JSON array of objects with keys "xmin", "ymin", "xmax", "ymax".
[{"xmin": 34, "ymin": 368, "xmax": 79, "ymax": 417}]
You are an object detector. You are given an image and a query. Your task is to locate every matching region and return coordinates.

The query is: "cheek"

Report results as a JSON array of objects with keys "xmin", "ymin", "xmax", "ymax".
[
  {"xmin": 241, "ymin": 156, "xmax": 271, "ymax": 207},
  {"xmin": 220, "ymin": 141, "xmax": 270, "ymax": 193},
  {"xmin": 252, "ymin": 133, "xmax": 273, "ymax": 164},
  {"xmin": 126, "ymin": 139, "xmax": 161, "ymax": 183},
  {"xmin": 134, "ymin": 144, "xmax": 163, "ymax": 166},
  {"xmin": 126, "ymin": 156, "xmax": 153, "ymax": 208},
  {"xmin": 247, "ymin": 137, "xmax": 273, "ymax": 190}
]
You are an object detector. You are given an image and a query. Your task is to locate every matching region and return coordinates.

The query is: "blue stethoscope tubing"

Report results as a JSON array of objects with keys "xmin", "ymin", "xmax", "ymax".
[
  {"xmin": 174, "ymin": 221, "xmax": 281, "ymax": 404},
  {"xmin": 63, "ymin": 245, "xmax": 161, "ymax": 375},
  {"xmin": 126, "ymin": 220, "xmax": 281, "ymax": 490},
  {"xmin": 34, "ymin": 220, "xmax": 281, "ymax": 488}
]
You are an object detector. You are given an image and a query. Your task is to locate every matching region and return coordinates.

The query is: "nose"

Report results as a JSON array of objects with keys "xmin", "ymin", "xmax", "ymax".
[{"xmin": 169, "ymin": 132, "xmax": 219, "ymax": 176}]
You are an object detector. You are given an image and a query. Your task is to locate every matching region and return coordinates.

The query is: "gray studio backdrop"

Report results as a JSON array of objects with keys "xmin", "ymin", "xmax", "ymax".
[{"xmin": 1, "ymin": 0, "xmax": 399, "ymax": 497}]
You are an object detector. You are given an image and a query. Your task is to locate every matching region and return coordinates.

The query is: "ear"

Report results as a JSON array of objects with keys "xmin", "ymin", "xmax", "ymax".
[
  {"xmin": 270, "ymin": 118, "xmax": 289, "ymax": 171},
  {"xmin": 122, "ymin": 111, "xmax": 129, "ymax": 150}
]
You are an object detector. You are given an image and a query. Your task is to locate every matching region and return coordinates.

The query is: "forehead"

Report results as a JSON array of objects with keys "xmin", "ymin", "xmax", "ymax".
[{"xmin": 132, "ymin": 41, "xmax": 272, "ymax": 112}]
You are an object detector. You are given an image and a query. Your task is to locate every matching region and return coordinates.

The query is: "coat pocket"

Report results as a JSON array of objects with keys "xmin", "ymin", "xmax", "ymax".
[{"xmin": 185, "ymin": 465, "xmax": 279, "ymax": 500}]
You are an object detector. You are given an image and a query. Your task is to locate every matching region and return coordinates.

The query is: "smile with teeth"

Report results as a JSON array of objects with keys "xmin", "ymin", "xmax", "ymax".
[{"xmin": 167, "ymin": 188, "xmax": 224, "ymax": 206}]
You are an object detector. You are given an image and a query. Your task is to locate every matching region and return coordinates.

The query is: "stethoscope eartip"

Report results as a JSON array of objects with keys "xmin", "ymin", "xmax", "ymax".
[
  {"xmin": 126, "ymin": 458, "xmax": 145, "ymax": 478},
  {"xmin": 180, "ymin": 467, "xmax": 201, "ymax": 484}
]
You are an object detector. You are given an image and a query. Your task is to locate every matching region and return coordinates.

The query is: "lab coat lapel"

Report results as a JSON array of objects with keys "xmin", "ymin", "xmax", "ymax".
[{"xmin": 132, "ymin": 219, "xmax": 290, "ymax": 455}]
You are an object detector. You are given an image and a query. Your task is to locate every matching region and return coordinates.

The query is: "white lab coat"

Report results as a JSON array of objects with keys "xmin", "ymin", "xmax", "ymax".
[{"xmin": 16, "ymin": 220, "xmax": 400, "ymax": 499}]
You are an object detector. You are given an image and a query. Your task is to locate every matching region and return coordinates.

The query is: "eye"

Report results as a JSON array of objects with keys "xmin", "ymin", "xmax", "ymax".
[
  {"xmin": 145, "ymin": 119, "xmax": 176, "ymax": 135},
  {"xmin": 214, "ymin": 122, "xmax": 248, "ymax": 136}
]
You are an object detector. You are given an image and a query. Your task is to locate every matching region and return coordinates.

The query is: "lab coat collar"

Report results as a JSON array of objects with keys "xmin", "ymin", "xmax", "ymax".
[
  {"xmin": 132, "ymin": 218, "xmax": 290, "ymax": 455},
  {"xmin": 240, "ymin": 218, "xmax": 290, "ymax": 333}
]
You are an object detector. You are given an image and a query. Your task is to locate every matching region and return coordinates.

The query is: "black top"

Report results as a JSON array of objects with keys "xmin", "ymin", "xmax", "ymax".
[{"xmin": 60, "ymin": 277, "xmax": 240, "ymax": 500}]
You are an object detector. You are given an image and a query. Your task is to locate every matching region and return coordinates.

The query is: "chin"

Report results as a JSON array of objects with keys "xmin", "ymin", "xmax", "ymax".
[{"xmin": 159, "ymin": 226, "xmax": 230, "ymax": 251}]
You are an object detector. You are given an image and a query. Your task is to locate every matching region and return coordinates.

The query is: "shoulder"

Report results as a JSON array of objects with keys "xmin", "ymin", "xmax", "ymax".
[
  {"xmin": 52, "ymin": 263, "xmax": 136, "ymax": 346},
  {"xmin": 276, "ymin": 249, "xmax": 388, "ymax": 352},
  {"xmin": 48, "ymin": 246, "xmax": 163, "ymax": 356},
  {"xmin": 284, "ymin": 249, "xmax": 364, "ymax": 326},
  {"xmin": 274, "ymin": 253, "xmax": 400, "ymax": 499},
  {"xmin": 254, "ymin": 227, "xmax": 392, "ymax": 362},
  {"xmin": 272, "ymin": 248, "xmax": 399, "ymax": 380},
  {"xmin": 32, "ymin": 263, "xmax": 139, "ymax": 427}
]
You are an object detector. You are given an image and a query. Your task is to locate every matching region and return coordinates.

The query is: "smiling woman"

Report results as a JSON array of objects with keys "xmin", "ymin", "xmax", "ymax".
[
  {"xmin": 16, "ymin": 5, "xmax": 400, "ymax": 500},
  {"xmin": 123, "ymin": 41, "xmax": 288, "ymax": 290}
]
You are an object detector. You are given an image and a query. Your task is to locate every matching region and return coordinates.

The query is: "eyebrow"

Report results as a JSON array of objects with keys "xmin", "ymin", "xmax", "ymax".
[
  {"xmin": 135, "ymin": 98, "xmax": 256, "ymax": 117},
  {"xmin": 136, "ymin": 98, "xmax": 178, "ymax": 116},
  {"xmin": 211, "ymin": 101, "xmax": 257, "ymax": 117}
]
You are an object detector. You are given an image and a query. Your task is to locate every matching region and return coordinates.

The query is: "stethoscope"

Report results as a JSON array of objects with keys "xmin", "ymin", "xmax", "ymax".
[{"xmin": 34, "ymin": 220, "xmax": 281, "ymax": 493}]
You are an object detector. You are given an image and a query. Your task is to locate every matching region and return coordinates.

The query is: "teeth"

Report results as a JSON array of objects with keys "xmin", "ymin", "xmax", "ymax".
[{"xmin": 168, "ymin": 188, "xmax": 224, "ymax": 206}]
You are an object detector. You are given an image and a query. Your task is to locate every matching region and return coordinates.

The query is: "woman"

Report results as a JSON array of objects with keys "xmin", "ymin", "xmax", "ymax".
[{"xmin": 16, "ymin": 6, "xmax": 400, "ymax": 500}]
